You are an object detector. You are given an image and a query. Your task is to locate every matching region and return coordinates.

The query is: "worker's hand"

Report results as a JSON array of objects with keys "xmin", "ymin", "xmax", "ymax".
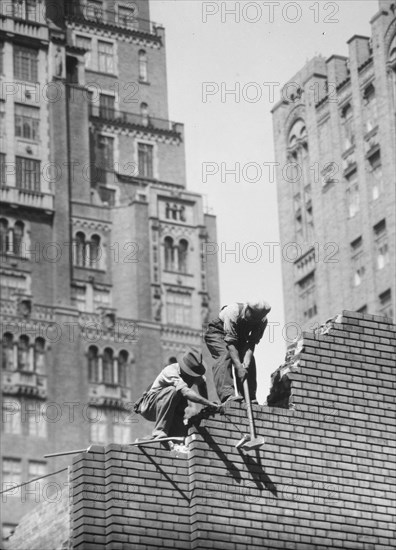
[
  {"xmin": 206, "ymin": 401, "xmax": 221, "ymax": 411},
  {"xmin": 237, "ymin": 367, "xmax": 248, "ymax": 383}
]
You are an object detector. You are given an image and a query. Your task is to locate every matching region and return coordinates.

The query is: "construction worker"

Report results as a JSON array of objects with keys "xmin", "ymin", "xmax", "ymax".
[
  {"xmin": 205, "ymin": 300, "xmax": 271, "ymax": 404},
  {"xmin": 134, "ymin": 347, "xmax": 219, "ymax": 440}
]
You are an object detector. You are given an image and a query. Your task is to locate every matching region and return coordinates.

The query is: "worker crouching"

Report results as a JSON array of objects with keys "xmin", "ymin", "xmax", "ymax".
[{"xmin": 134, "ymin": 348, "xmax": 219, "ymax": 441}]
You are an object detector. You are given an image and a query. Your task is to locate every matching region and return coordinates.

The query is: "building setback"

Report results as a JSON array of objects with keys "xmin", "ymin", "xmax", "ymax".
[
  {"xmin": 0, "ymin": 0, "xmax": 219, "ymax": 538},
  {"xmin": 272, "ymin": 0, "xmax": 395, "ymax": 332}
]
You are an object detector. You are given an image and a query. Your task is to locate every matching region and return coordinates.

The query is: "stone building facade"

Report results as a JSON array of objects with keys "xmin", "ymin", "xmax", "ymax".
[
  {"xmin": 272, "ymin": 0, "xmax": 396, "ymax": 331},
  {"xmin": 0, "ymin": 0, "xmax": 219, "ymax": 539}
]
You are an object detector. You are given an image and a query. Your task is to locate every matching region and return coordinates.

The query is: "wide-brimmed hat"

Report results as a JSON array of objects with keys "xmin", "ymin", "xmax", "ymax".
[
  {"xmin": 177, "ymin": 347, "xmax": 206, "ymax": 378},
  {"xmin": 246, "ymin": 300, "xmax": 271, "ymax": 317}
]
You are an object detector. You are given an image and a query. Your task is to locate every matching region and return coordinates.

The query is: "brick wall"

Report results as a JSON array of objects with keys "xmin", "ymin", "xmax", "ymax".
[{"xmin": 7, "ymin": 310, "xmax": 396, "ymax": 549}]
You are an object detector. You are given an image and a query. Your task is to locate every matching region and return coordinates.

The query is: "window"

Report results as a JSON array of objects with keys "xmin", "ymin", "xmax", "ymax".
[
  {"xmin": 164, "ymin": 237, "xmax": 175, "ymax": 270},
  {"xmin": 298, "ymin": 272, "xmax": 317, "ymax": 320},
  {"xmin": 166, "ymin": 292, "xmax": 192, "ymax": 326},
  {"xmin": 16, "ymin": 157, "xmax": 40, "ymax": 192},
  {"xmin": 374, "ymin": 220, "xmax": 389, "ymax": 270},
  {"xmin": 99, "ymin": 94, "xmax": 115, "ymax": 119},
  {"xmin": 75, "ymin": 35, "xmax": 93, "ymax": 69},
  {"xmin": 0, "ymin": 153, "xmax": 6, "ymax": 185},
  {"xmin": 74, "ymin": 232, "xmax": 87, "ymax": 267},
  {"xmin": 34, "ymin": 337, "xmax": 45, "ymax": 373},
  {"xmin": 113, "ymin": 423, "xmax": 130, "ymax": 444},
  {"xmin": 118, "ymin": 350, "xmax": 128, "ymax": 387},
  {"xmin": 118, "ymin": 5, "xmax": 138, "ymax": 29},
  {"xmin": 363, "ymin": 84, "xmax": 377, "ymax": 132},
  {"xmin": 27, "ymin": 461, "xmax": 46, "ymax": 500},
  {"xmin": 2, "ymin": 398, "xmax": 22, "ymax": 435},
  {"xmin": 293, "ymin": 193, "xmax": 303, "ymax": 239},
  {"xmin": 140, "ymin": 102, "xmax": 149, "ymax": 126},
  {"xmin": 98, "ymin": 41, "xmax": 114, "ymax": 73},
  {"xmin": 138, "ymin": 50, "xmax": 148, "ymax": 82},
  {"xmin": 0, "ymin": 42, "xmax": 3, "ymax": 75},
  {"xmin": 368, "ymin": 151, "xmax": 383, "ymax": 200},
  {"xmin": 2, "ymin": 333, "xmax": 15, "ymax": 370},
  {"xmin": 89, "ymin": 408, "xmax": 107, "ymax": 445},
  {"xmin": 351, "ymin": 237, "xmax": 365, "ymax": 287},
  {"xmin": 379, "ymin": 289, "xmax": 393, "ymax": 319},
  {"xmin": 12, "ymin": 0, "xmax": 38, "ymax": 20},
  {"xmin": 14, "ymin": 46, "xmax": 38, "ymax": 82},
  {"xmin": 89, "ymin": 234, "xmax": 101, "ymax": 268},
  {"xmin": 2, "ymin": 458, "xmax": 22, "ymax": 494},
  {"xmin": 27, "ymin": 401, "xmax": 46, "ymax": 437},
  {"xmin": 341, "ymin": 103, "xmax": 354, "ymax": 150},
  {"xmin": 17, "ymin": 335, "xmax": 30, "ymax": 371},
  {"xmin": 165, "ymin": 203, "xmax": 186, "ymax": 222},
  {"xmin": 346, "ymin": 171, "xmax": 359, "ymax": 218},
  {"xmin": 138, "ymin": 143, "xmax": 153, "ymax": 178},
  {"xmin": 0, "ymin": 219, "xmax": 25, "ymax": 256},
  {"xmin": 97, "ymin": 135, "xmax": 114, "ymax": 171},
  {"xmin": 103, "ymin": 348, "xmax": 114, "ymax": 384},
  {"xmin": 87, "ymin": 346, "xmax": 99, "ymax": 383},
  {"xmin": 86, "ymin": 0, "xmax": 103, "ymax": 19},
  {"xmin": 177, "ymin": 239, "xmax": 188, "ymax": 273}
]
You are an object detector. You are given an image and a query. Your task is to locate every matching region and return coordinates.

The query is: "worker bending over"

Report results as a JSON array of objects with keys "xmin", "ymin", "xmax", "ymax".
[{"xmin": 205, "ymin": 300, "xmax": 271, "ymax": 404}]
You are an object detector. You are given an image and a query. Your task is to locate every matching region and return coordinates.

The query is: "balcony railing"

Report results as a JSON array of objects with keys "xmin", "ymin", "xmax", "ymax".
[
  {"xmin": 2, "ymin": 370, "xmax": 48, "ymax": 398},
  {"xmin": 89, "ymin": 383, "xmax": 131, "ymax": 408},
  {"xmin": 0, "ymin": 12, "xmax": 48, "ymax": 41},
  {"xmin": 65, "ymin": 4, "xmax": 159, "ymax": 36},
  {"xmin": 89, "ymin": 104, "xmax": 182, "ymax": 137},
  {"xmin": 1, "ymin": 186, "xmax": 54, "ymax": 211}
]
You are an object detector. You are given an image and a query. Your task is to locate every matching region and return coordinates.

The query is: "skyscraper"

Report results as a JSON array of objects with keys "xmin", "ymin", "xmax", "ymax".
[
  {"xmin": 272, "ymin": 0, "xmax": 395, "ymax": 331},
  {"xmin": 0, "ymin": 0, "xmax": 219, "ymax": 536}
]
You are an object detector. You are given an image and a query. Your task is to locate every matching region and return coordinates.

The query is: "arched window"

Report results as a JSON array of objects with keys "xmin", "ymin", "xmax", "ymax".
[
  {"xmin": 140, "ymin": 102, "xmax": 149, "ymax": 126},
  {"xmin": 17, "ymin": 335, "xmax": 30, "ymax": 371},
  {"xmin": 13, "ymin": 221, "xmax": 24, "ymax": 256},
  {"xmin": 2, "ymin": 333, "xmax": 14, "ymax": 370},
  {"xmin": 75, "ymin": 232, "xmax": 86, "ymax": 267},
  {"xmin": 0, "ymin": 218, "xmax": 8, "ymax": 253},
  {"xmin": 89, "ymin": 234, "xmax": 101, "ymax": 268},
  {"xmin": 138, "ymin": 50, "xmax": 148, "ymax": 82},
  {"xmin": 87, "ymin": 345, "xmax": 99, "ymax": 383},
  {"xmin": 177, "ymin": 239, "xmax": 188, "ymax": 273},
  {"xmin": 34, "ymin": 337, "xmax": 45, "ymax": 373},
  {"xmin": 103, "ymin": 348, "xmax": 114, "ymax": 384},
  {"xmin": 164, "ymin": 236, "xmax": 174, "ymax": 271},
  {"xmin": 118, "ymin": 350, "xmax": 128, "ymax": 387},
  {"xmin": 288, "ymin": 119, "xmax": 306, "ymax": 148}
]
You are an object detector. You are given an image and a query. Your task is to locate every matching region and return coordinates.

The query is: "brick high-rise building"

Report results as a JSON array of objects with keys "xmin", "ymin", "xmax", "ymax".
[
  {"xmin": 0, "ymin": 0, "xmax": 219, "ymax": 538},
  {"xmin": 272, "ymin": 0, "xmax": 396, "ymax": 331}
]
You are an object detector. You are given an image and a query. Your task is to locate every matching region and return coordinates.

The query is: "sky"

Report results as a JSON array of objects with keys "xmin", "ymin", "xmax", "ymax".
[{"xmin": 149, "ymin": 0, "xmax": 379, "ymax": 401}]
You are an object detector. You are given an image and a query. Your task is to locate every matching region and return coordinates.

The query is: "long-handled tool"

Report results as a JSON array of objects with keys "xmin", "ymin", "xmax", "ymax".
[{"xmin": 235, "ymin": 374, "xmax": 265, "ymax": 452}]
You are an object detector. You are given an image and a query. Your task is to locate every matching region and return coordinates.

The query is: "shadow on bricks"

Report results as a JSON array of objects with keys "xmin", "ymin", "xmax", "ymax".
[
  {"xmin": 237, "ymin": 448, "xmax": 278, "ymax": 497},
  {"xmin": 195, "ymin": 425, "xmax": 242, "ymax": 482},
  {"xmin": 140, "ymin": 448, "xmax": 191, "ymax": 503}
]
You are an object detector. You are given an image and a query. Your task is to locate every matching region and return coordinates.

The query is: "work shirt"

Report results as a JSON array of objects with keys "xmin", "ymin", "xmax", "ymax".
[
  {"xmin": 218, "ymin": 303, "xmax": 268, "ymax": 347},
  {"xmin": 148, "ymin": 363, "xmax": 206, "ymax": 398}
]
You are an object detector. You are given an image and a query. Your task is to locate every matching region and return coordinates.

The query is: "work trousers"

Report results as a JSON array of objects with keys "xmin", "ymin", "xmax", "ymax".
[
  {"xmin": 139, "ymin": 386, "xmax": 188, "ymax": 438},
  {"xmin": 205, "ymin": 324, "xmax": 257, "ymax": 403}
]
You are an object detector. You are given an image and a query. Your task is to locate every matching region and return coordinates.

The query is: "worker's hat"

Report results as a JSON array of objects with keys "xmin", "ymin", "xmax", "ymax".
[
  {"xmin": 246, "ymin": 300, "xmax": 271, "ymax": 317},
  {"xmin": 178, "ymin": 347, "xmax": 206, "ymax": 378}
]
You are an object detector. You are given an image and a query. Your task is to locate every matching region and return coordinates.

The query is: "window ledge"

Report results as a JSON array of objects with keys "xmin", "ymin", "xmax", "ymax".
[
  {"xmin": 85, "ymin": 69, "xmax": 118, "ymax": 78},
  {"xmin": 164, "ymin": 270, "xmax": 193, "ymax": 277}
]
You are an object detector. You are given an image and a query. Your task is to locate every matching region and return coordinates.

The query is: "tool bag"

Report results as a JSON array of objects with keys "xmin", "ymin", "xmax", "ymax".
[{"xmin": 133, "ymin": 382, "xmax": 153, "ymax": 414}]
